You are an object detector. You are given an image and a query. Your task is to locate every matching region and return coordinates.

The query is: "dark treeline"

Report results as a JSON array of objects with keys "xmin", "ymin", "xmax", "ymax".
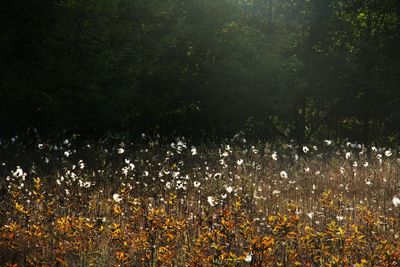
[{"xmin": 1, "ymin": 0, "xmax": 400, "ymax": 144}]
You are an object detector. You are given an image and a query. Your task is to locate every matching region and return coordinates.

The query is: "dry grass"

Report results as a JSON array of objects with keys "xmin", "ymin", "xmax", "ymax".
[{"xmin": 1, "ymin": 136, "xmax": 400, "ymax": 266}]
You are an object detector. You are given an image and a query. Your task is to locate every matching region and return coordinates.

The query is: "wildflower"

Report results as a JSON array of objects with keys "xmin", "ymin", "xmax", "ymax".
[
  {"xmin": 307, "ymin": 212, "xmax": 314, "ymax": 220},
  {"xmin": 78, "ymin": 160, "xmax": 85, "ymax": 169},
  {"xmin": 225, "ymin": 185, "xmax": 234, "ymax": 193},
  {"xmin": 280, "ymin": 171, "xmax": 288, "ymax": 179},
  {"xmin": 353, "ymin": 161, "xmax": 358, "ymax": 167},
  {"xmin": 117, "ymin": 148, "xmax": 125, "ymax": 154},
  {"xmin": 371, "ymin": 146, "xmax": 378, "ymax": 152},
  {"xmin": 64, "ymin": 151, "xmax": 70, "ymax": 157},
  {"xmin": 385, "ymin": 150, "xmax": 392, "ymax": 157},
  {"xmin": 165, "ymin": 182, "xmax": 172, "ymax": 189},
  {"xmin": 38, "ymin": 144, "xmax": 44, "ymax": 149},
  {"xmin": 393, "ymin": 196, "xmax": 400, "ymax": 207},
  {"xmin": 302, "ymin": 146, "xmax": 309, "ymax": 153},
  {"xmin": 272, "ymin": 190, "xmax": 280, "ymax": 195},
  {"xmin": 221, "ymin": 151, "xmax": 228, "ymax": 157},
  {"xmin": 324, "ymin": 140, "xmax": 332, "ymax": 145},
  {"xmin": 191, "ymin": 147, "xmax": 197, "ymax": 155},
  {"xmin": 13, "ymin": 166, "xmax": 24, "ymax": 177},
  {"xmin": 113, "ymin": 193, "xmax": 123, "ymax": 203},
  {"xmin": 244, "ymin": 252, "xmax": 252, "ymax": 263},
  {"xmin": 345, "ymin": 152, "xmax": 351, "ymax": 159},
  {"xmin": 207, "ymin": 196, "xmax": 217, "ymax": 207},
  {"xmin": 304, "ymin": 167, "xmax": 310, "ymax": 172},
  {"xmin": 236, "ymin": 159, "xmax": 243, "ymax": 165},
  {"xmin": 193, "ymin": 181, "xmax": 201, "ymax": 188},
  {"xmin": 214, "ymin": 173, "xmax": 222, "ymax": 179}
]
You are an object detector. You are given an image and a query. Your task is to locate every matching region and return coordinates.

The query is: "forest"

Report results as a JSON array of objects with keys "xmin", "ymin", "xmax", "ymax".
[{"xmin": 1, "ymin": 0, "xmax": 400, "ymax": 144}]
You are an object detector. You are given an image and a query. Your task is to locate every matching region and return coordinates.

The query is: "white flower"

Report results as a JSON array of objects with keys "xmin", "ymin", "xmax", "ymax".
[
  {"xmin": 38, "ymin": 144, "xmax": 44, "ymax": 149},
  {"xmin": 324, "ymin": 140, "xmax": 332, "ymax": 145},
  {"xmin": 64, "ymin": 151, "xmax": 70, "ymax": 157},
  {"xmin": 304, "ymin": 167, "xmax": 310, "ymax": 172},
  {"xmin": 352, "ymin": 161, "xmax": 358, "ymax": 167},
  {"xmin": 271, "ymin": 151, "xmax": 278, "ymax": 161},
  {"xmin": 302, "ymin": 146, "xmax": 309, "ymax": 153},
  {"xmin": 272, "ymin": 190, "xmax": 280, "ymax": 195},
  {"xmin": 363, "ymin": 162, "xmax": 369, "ymax": 167},
  {"xmin": 225, "ymin": 185, "xmax": 234, "ymax": 193},
  {"xmin": 113, "ymin": 193, "xmax": 122, "ymax": 203},
  {"xmin": 345, "ymin": 152, "xmax": 351, "ymax": 159},
  {"xmin": 280, "ymin": 171, "xmax": 288, "ymax": 179},
  {"xmin": 371, "ymin": 146, "xmax": 378, "ymax": 152},
  {"xmin": 236, "ymin": 159, "xmax": 243, "ymax": 166},
  {"xmin": 393, "ymin": 196, "xmax": 400, "ymax": 207},
  {"xmin": 165, "ymin": 182, "xmax": 172, "ymax": 189},
  {"xmin": 193, "ymin": 181, "xmax": 201, "ymax": 188},
  {"xmin": 191, "ymin": 147, "xmax": 197, "ymax": 155},
  {"xmin": 117, "ymin": 148, "xmax": 125, "ymax": 154},
  {"xmin": 221, "ymin": 151, "xmax": 228, "ymax": 157},
  {"xmin": 336, "ymin": 215, "xmax": 344, "ymax": 221},
  {"xmin": 385, "ymin": 150, "xmax": 393, "ymax": 157},
  {"xmin": 214, "ymin": 173, "xmax": 222, "ymax": 179},
  {"xmin": 144, "ymin": 171, "xmax": 149, "ymax": 176},
  {"xmin": 13, "ymin": 166, "xmax": 24, "ymax": 177},
  {"xmin": 63, "ymin": 139, "xmax": 69, "ymax": 145},
  {"xmin": 244, "ymin": 252, "xmax": 252, "ymax": 262},
  {"xmin": 307, "ymin": 212, "xmax": 314, "ymax": 220},
  {"xmin": 79, "ymin": 160, "xmax": 85, "ymax": 169},
  {"xmin": 207, "ymin": 196, "xmax": 217, "ymax": 207}
]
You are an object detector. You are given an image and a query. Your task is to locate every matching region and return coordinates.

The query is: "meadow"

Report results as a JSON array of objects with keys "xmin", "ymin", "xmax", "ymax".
[{"xmin": 1, "ymin": 134, "xmax": 400, "ymax": 266}]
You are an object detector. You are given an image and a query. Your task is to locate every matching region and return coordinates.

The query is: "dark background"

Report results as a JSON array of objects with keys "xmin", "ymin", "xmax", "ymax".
[{"xmin": 1, "ymin": 0, "xmax": 400, "ymax": 144}]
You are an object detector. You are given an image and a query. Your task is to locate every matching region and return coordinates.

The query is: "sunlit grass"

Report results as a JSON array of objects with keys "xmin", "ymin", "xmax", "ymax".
[{"xmin": 1, "ymin": 136, "xmax": 399, "ymax": 266}]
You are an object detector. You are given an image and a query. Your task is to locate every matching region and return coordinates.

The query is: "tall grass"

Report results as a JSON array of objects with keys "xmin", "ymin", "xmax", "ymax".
[{"xmin": 1, "ymin": 136, "xmax": 399, "ymax": 266}]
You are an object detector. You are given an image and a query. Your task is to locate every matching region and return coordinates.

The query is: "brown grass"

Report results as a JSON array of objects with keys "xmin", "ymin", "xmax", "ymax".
[{"xmin": 1, "ymin": 139, "xmax": 399, "ymax": 266}]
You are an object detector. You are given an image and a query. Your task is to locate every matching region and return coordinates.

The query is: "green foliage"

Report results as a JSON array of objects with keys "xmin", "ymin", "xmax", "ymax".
[{"xmin": 0, "ymin": 0, "xmax": 399, "ymax": 143}]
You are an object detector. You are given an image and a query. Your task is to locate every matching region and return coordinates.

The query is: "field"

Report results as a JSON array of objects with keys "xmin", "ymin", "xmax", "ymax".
[{"xmin": 1, "ymin": 135, "xmax": 400, "ymax": 266}]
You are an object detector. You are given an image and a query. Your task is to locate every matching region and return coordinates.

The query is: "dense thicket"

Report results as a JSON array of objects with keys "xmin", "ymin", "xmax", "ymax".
[{"xmin": 1, "ymin": 0, "xmax": 400, "ymax": 144}]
